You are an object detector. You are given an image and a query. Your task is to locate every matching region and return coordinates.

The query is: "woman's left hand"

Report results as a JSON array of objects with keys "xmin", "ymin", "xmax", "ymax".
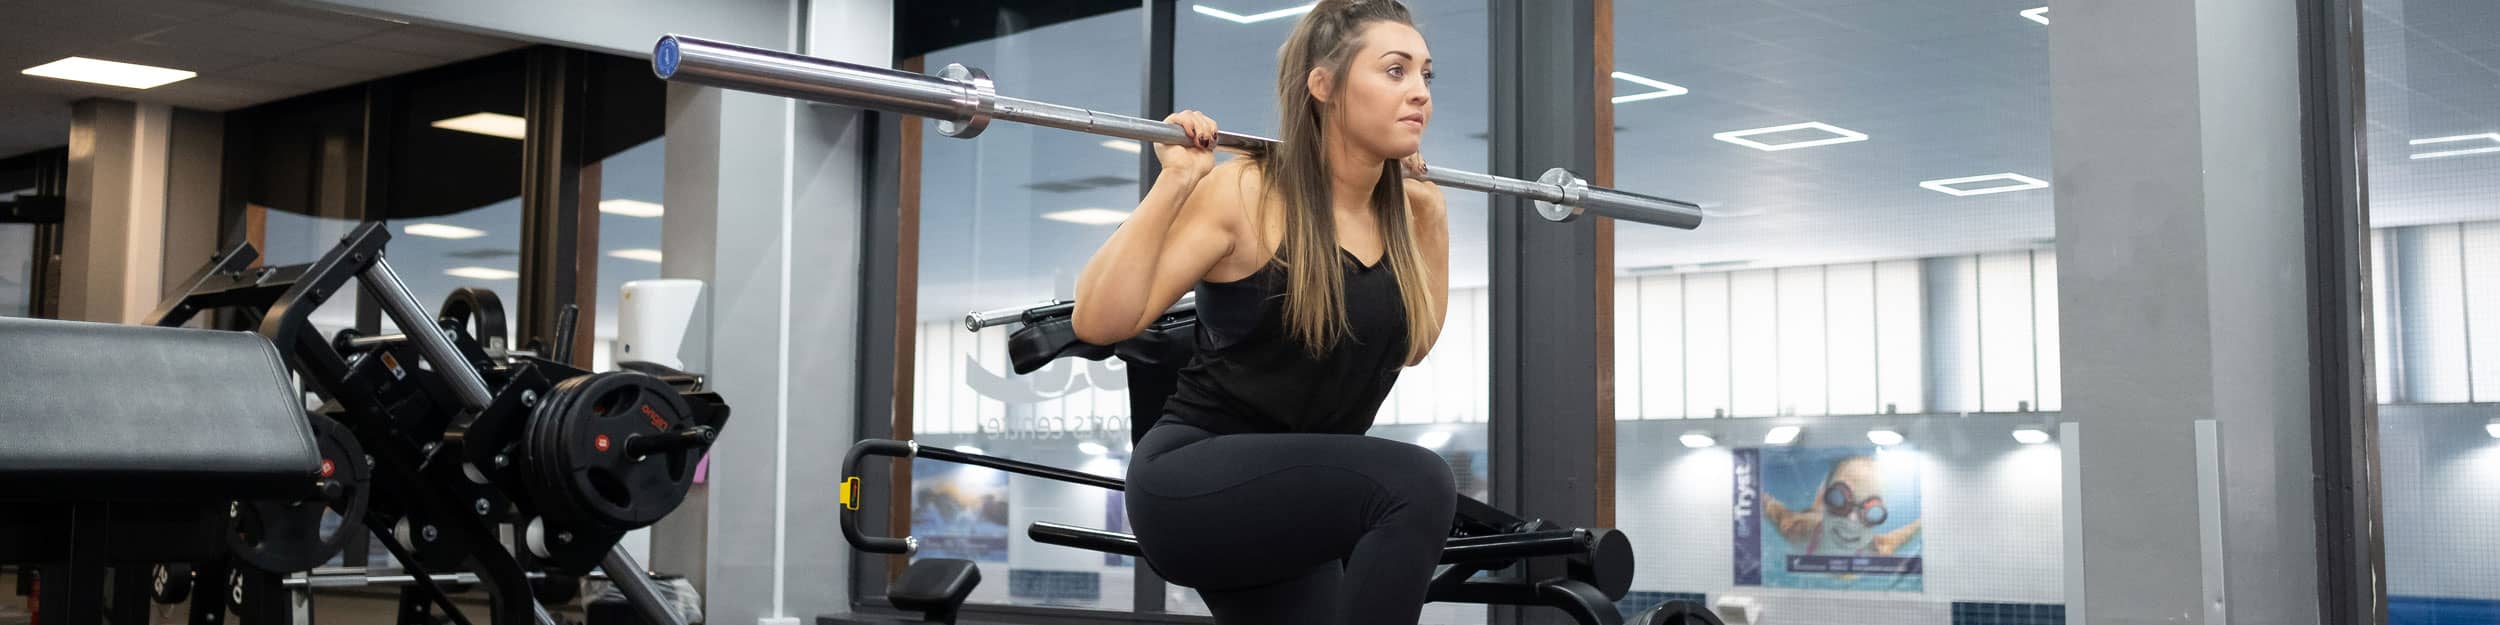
[{"xmin": 1400, "ymin": 154, "xmax": 1445, "ymax": 218}]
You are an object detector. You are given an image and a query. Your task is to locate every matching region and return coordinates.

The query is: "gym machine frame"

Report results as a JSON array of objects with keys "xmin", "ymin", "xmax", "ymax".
[
  {"xmin": 146, "ymin": 221, "xmax": 720, "ymax": 625},
  {"xmin": 647, "ymin": 35, "xmax": 1708, "ymax": 232},
  {"xmin": 839, "ymin": 301, "xmax": 1668, "ymax": 625}
]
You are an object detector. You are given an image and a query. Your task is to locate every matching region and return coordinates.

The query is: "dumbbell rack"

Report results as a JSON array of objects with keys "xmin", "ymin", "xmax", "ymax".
[{"xmin": 148, "ymin": 221, "xmax": 720, "ymax": 625}]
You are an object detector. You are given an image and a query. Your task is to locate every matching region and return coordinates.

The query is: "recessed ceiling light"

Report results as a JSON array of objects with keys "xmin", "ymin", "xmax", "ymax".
[
  {"xmin": 1867, "ymin": 428, "xmax": 1904, "ymax": 446},
  {"xmin": 1043, "ymin": 208, "xmax": 1131, "ymax": 225},
  {"xmin": 1079, "ymin": 441, "xmax": 1109, "ymax": 456},
  {"xmin": 2020, "ymin": 7, "xmax": 2049, "ymax": 25},
  {"xmin": 1192, "ymin": 2, "xmax": 1315, "ymax": 24},
  {"xmin": 599, "ymin": 199, "xmax": 664, "ymax": 218},
  {"xmin": 1712, "ymin": 121, "xmax": 1868, "ymax": 151},
  {"xmin": 21, "ymin": 57, "xmax": 195, "ymax": 89},
  {"xmin": 445, "ymin": 266, "xmax": 518, "ymax": 280},
  {"xmin": 403, "ymin": 223, "xmax": 487, "ymax": 239},
  {"xmin": 1763, "ymin": 426, "xmax": 1801, "ymax": 445},
  {"xmin": 1100, "ymin": 139, "xmax": 1143, "ymax": 154},
  {"xmin": 1611, "ymin": 71, "xmax": 1689, "ymax": 104},
  {"xmin": 431, "ymin": 112, "xmax": 527, "ymax": 140},
  {"xmin": 2487, "ymin": 419, "xmax": 2500, "ymax": 439},
  {"xmin": 2013, "ymin": 427, "xmax": 2052, "ymax": 445},
  {"xmin": 1679, "ymin": 431, "xmax": 1717, "ymax": 449},
  {"xmin": 608, "ymin": 248, "xmax": 664, "ymax": 263},
  {"xmin": 953, "ymin": 445, "xmax": 986, "ymax": 455},
  {"xmin": 1919, "ymin": 173, "xmax": 2050, "ymax": 196},
  {"xmin": 2410, "ymin": 133, "xmax": 2500, "ymax": 160}
]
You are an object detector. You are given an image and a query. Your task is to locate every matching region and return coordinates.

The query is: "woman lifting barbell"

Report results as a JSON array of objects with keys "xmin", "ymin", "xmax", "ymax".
[{"xmin": 1069, "ymin": 1, "xmax": 1457, "ymax": 624}]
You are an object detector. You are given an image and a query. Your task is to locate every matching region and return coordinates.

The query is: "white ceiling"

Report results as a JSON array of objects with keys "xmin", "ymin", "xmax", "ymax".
[{"xmin": 0, "ymin": 0, "xmax": 522, "ymax": 157}]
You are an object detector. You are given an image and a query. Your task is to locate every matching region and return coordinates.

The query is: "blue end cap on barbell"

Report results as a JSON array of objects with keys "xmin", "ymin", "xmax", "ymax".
[{"xmin": 653, "ymin": 36, "xmax": 681, "ymax": 79}]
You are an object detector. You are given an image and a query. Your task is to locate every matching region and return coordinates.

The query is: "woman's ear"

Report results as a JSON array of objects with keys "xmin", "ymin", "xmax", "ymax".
[{"xmin": 1306, "ymin": 66, "xmax": 1332, "ymax": 104}]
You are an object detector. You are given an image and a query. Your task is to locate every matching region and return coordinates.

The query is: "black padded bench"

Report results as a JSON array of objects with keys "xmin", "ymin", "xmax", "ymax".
[{"xmin": 0, "ymin": 317, "xmax": 322, "ymax": 625}]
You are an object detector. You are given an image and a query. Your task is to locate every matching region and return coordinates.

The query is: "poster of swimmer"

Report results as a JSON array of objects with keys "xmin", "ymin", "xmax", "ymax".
[
  {"xmin": 1731, "ymin": 446, "xmax": 1925, "ymax": 591},
  {"xmin": 911, "ymin": 458, "xmax": 1012, "ymax": 562}
]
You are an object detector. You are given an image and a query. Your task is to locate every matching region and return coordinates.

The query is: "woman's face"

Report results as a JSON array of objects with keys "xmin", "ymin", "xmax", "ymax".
[{"xmin": 1321, "ymin": 21, "xmax": 1434, "ymax": 160}]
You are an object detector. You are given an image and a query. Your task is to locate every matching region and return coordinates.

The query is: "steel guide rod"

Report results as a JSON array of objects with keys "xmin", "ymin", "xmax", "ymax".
[{"xmin": 651, "ymin": 34, "xmax": 1706, "ymax": 230}]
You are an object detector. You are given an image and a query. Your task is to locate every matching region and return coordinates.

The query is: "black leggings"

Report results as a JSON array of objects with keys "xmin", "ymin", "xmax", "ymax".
[{"xmin": 1124, "ymin": 419, "xmax": 1459, "ymax": 625}]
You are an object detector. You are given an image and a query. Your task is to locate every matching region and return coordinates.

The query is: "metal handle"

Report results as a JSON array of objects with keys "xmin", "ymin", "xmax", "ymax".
[
  {"xmin": 840, "ymin": 439, "xmax": 922, "ymax": 555},
  {"xmin": 653, "ymin": 34, "xmax": 1708, "ymax": 231}
]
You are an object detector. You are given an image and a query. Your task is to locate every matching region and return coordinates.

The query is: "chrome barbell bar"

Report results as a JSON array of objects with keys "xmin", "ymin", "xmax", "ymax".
[{"xmin": 651, "ymin": 34, "xmax": 1706, "ymax": 230}]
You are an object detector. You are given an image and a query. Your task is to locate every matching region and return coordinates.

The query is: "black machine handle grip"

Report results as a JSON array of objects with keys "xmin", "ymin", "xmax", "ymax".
[{"xmin": 840, "ymin": 439, "xmax": 921, "ymax": 555}]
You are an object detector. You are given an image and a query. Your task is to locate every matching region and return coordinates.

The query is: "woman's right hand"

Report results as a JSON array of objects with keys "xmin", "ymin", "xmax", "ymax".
[{"xmin": 1156, "ymin": 110, "xmax": 1219, "ymax": 181}]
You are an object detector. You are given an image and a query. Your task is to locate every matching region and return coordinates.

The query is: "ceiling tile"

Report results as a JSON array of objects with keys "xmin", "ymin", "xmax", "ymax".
[
  {"xmin": 135, "ymin": 22, "xmax": 331, "ymax": 59},
  {"xmin": 210, "ymin": 6, "xmax": 395, "ymax": 42},
  {"xmin": 220, "ymin": 60, "xmax": 366, "ymax": 90},
  {"xmin": 89, "ymin": 39, "xmax": 264, "ymax": 74},
  {"xmin": 355, "ymin": 26, "xmax": 521, "ymax": 60},
  {"xmin": 291, "ymin": 42, "xmax": 444, "ymax": 75}
]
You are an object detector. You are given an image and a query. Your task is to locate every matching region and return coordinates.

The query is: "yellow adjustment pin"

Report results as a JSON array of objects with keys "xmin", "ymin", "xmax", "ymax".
[{"xmin": 841, "ymin": 476, "xmax": 860, "ymax": 510}]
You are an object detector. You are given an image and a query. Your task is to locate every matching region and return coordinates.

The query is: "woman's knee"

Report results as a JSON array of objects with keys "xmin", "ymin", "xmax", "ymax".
[{"xmin": 1376, "ymin": 442, "xmax": 1457, "ymax": 516}]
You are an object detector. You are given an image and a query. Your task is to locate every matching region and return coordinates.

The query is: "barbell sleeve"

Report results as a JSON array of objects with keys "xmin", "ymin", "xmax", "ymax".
[{"xmin": 653, "ymin": 34, "xmax": 1706, "ymax": 231}]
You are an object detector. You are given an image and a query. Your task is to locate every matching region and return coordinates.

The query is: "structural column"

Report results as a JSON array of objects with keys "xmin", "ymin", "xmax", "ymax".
[{"xmin": 2052, "ymin": 0, "xmax": 2320, "ymax": 623}]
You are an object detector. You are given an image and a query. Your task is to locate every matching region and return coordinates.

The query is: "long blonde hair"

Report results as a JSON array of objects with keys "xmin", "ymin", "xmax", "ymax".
[{"xmin": 1242, "ymin": 0, "xmax": 1437, "ymax": 362}]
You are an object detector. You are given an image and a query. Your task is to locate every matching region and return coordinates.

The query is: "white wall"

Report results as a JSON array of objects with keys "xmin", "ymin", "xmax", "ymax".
[{"xmin": 1615, "ymin": 416, "xmax": 2065, "ymax": 625}]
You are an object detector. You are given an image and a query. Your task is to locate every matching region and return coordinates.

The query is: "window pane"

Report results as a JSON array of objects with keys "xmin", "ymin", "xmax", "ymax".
[
  {"xmin": 595, "ymin": 138, "xmax": 667, "ymax": 372},
  {"xmin": 911, "ymin": 8, "xmax": 1145, "ymax": 612},
  {"xmin": 1613, "ymin": 0, "xmax": 2059, "ymax": 618},
  {"xmin": 1167, "ymin": 3, "xmax": 1491, "ymax": 621},
  {"xmin": 2366, "ymin": 0, "xmax": 2500, "ymax": 606}
]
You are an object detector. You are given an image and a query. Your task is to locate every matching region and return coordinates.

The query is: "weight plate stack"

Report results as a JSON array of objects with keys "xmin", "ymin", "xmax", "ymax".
[{"xmin": 524, "ymin": 372, "xmax": 710, "ymax": 533}]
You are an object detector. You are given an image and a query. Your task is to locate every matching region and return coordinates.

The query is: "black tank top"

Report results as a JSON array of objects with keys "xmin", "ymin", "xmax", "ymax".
[{"xmin": 1159, "ymin": 248, "xmax": 1408, "ymax": 435}]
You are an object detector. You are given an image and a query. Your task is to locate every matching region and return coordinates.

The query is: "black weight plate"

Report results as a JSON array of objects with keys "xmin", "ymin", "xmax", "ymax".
[
  {"xmin": 228, "ymin": 414, "xmax": 372, "ymax": 573},
  {"xmin": 552, "ymin": 372, "xmax": 700, "ymax": 531},
  {"xmin": 152, "ymin": 563, "xmax": 192, "ymax": 605},
  {"xmin": 525, "ymin": 373, "xmax": 600, "ymax": 526}
]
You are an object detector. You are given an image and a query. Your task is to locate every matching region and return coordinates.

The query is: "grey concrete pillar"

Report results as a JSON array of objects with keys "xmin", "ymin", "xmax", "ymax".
[{"xmin": 2052, "ymin": 0, "xmax": 2319, "ymax": 623}]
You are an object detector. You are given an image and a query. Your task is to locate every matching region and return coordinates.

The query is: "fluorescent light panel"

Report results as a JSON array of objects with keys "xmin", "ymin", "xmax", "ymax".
[
  {"xmin": 608, "ymin": 248, "xmax": 664, "ymax": 263},
  {"xmin": 21, "ymin": 57, "xmax": 195, "ymax": 89},
  {"xmin": 1712, "ymin": 121, "xmax": 1868, "ymax": 151},
  {"xmin": 1919, "ymin": 173, "xmax": 2050, "ymax": 197},
  {"xmin": 2013, "ymin": 428, "xmax": 2052, "ymax": 445},
  {"xmin": 403, "ymin": 223, "xmax": 487, "ymax": 239},
  {"xmin": 1079, "ymin": 441, "xmax": 1110, "ymax": 456},
  {"xmin": 431, "ymin": 112, "xmax": 527, "ymax": 140},
  {"xmin": 1611, "ymin": 71, "xmax": 1689, "ymax": 104},
  {"xmin": 1192, "ymin": 2, "xmax": 1315, "ymax": 23},
  {"xmin": 2021, "ymin": 7, "xmax": 2049, "ymax": 25},
  {"xmin": 445, "ymin": 266, "xmax": 518, "ymax": 280},
  {"xmin": 2410, "ymin": 133, "xmax": 2500, "ymax": 160},
  {"xmin": 1867, "ymin": 429, "xmax": 1904, "ymax": 446},
  {"xmin": 954, "ymin": 445, "xmax": 986, "ymax": 455},
  {"xmin": 1043, "ymin": 208, "xmax": 1131, "ymax": 225},
  {"xmin": 2487, "ymin": 419, "xmax": 2500, "ymax": 439},
  {"xmin": 599, "ymin": 199, "xmax": 664, "ymax": 218},
  {"xmin": 1100, "ymin": 139, "xmax": 1143, "ymax": 154},
  {"xmin": 1679, "ymin": 432, "xmax": 1717, "ymax": 449}
]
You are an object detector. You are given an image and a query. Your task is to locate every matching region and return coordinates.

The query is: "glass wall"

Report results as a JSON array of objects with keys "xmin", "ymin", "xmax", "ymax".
[
  {"xmin": 593, "ymin": 137, "xmax": 666, "ymax": 372},
  {"xmin": 1169, "ymin": 1, "xmax": 1493, "ymax": 620},
  {"xmin": 1610, "ymin": 1, "xmax": 2061, "ymax": 622},
  {"xmin": 372, "ymin": 55, "xmax": 527, "ymax": 341},
  {"xmin": 2360, "ymin": 0, "xmax": 2500, "ymax": 620},
  {"xmin": 908, "ymin": 7, "xmax": 1147, "ymax": 612}
]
